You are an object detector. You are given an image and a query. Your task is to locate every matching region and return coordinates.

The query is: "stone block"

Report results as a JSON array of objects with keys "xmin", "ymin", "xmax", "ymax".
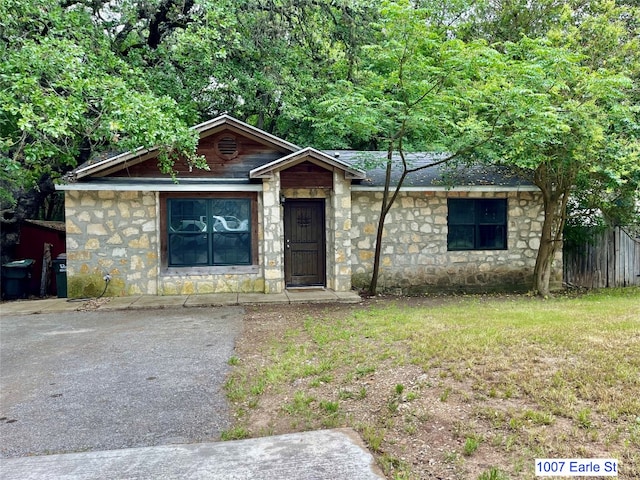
[
  {"xmin": 119, "ymin": 191, "xmax": 140, "ymax": 201},
  {"xmin": 363, "ymin": 223, "xmax": 376, "ymax": 235},
  {"xmin": 87, "ymin": 224, "xmax": 108, "ymax": 236},
  {"xmin": 98, "ymin": 190, "xmax": 116, "ymax": 200},
  {"xmin": 128, "ymin": 235, "xmax": 150, "ymax": 249},
  {"xmin": 107, "ymin": 233, "xmax": 123, "ymax": 245},
  {"xmin": 66, "ymin": 220, "xmax": 82, "ymax": 234},
  {"xmin": 80, "ymin": 196, "xmax": 97, "ymax": 207},
  {"xmin": 85, "ymin": 238, "xmax": 100, "ymax": 250},
  {"xmin": 142, "ymin": 220, "xmax": 156, "ymax": 232}
]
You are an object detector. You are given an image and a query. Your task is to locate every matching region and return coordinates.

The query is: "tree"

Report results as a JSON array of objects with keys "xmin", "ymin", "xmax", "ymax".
[
  {"xmin": 315, "ymin": 0, "xmax": 511, "ymax": 295},
  {"xmin": 0, "ymin": 0, "xmax": 204, "ymax": 258},
  {"xmin": 315, "ymin": 1, "xmax": 638, "ymax": 297},
  {"xmin": 485, "ymin": 34, "xmax": 638, "ymax": 296}
]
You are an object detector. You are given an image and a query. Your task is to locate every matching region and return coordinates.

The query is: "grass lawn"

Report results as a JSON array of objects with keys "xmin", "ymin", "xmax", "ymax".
[{"xmin": 224, "ymin": 288, "xmax": 640, "ymax": 479}]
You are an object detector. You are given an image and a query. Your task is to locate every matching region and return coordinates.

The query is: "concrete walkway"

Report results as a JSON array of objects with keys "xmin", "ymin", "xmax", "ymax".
[
  {"xmin": 0, "ymin": 289, "xmax": 362, "ymax": 315},
  {"xmin": 0, "ymin": 429, "xmax": 385, "ymax": 479}
]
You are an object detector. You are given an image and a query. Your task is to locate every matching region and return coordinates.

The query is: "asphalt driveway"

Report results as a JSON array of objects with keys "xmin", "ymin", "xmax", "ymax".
[{"xmin": 0, "ymin": 307, "xmax": 244, "ymax": 458}]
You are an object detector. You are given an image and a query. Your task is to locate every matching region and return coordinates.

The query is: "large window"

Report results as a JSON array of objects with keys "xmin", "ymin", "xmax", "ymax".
[
  {"xmin": 447, "ymin": 199, "xmax": 507, "ymax": 251},
  {"xmin": 168, "ymin": 198, "xmax": 251, "ymax": 266}
]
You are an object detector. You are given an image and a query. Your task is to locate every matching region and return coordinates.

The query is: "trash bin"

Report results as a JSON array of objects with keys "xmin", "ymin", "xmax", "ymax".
[
  {"xmin": 52, "ymin": 253, "xmax": 67, "ymax": 298},
  {"xmin": 1, "ymin": 259, "xmax": 35, "ymax": 300}
]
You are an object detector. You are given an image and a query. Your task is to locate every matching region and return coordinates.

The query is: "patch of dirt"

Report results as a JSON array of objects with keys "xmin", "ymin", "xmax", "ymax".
[{"xmin": 230, "ymin": 298, "xmax": 496, "ymax": 479}]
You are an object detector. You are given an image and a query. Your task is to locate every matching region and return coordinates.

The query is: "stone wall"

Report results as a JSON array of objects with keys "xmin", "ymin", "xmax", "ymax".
[
  {"xmin": 64, "ymin": 190, "xmax": 159, "ymax": 297},
  {"xmin": 262, "ymin": 174, "xmax": 284, "ymax": 293},
  {"xmin": 65, "ymin": 190, "xmax": 267, "ymax": 297},
  {"xmin": 350, "ymin": 190, "xmax": 562, "ymax": 294},
  {"xmin": 158, "ymin": 269, "xmax": 265, "ymax": 295},
  {"xmin": 65, "ymin": 186, "xmax": 560, "ymax": 297},
  {"xmin": 330, "ymin": 171, "xmax": 353, "ymax": 292}
]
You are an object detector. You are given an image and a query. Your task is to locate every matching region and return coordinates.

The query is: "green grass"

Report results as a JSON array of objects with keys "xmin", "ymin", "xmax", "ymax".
[
  {"xmin": 224, "ymin": 287, "xmax": 640, "ymax": 479},
  {"xmin": 464, "ymin": 435, "xmax": 481, "ymax": 456}
]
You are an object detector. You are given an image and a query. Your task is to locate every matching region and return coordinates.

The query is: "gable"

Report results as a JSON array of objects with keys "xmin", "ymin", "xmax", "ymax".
[
  {"xmin": 106, "ymin": 129, "xmax": 287, "ymax": 179},
  {"xmin": 280, "ymin": 161, "xmax": 334, "ymax": 188},
  {"xmin": 249, "ymin": 147, "xmax": 365, "ymax": 181},
  {"xmin": 72, "ymin": 115, "xmax": 299, "ymax": 180}
]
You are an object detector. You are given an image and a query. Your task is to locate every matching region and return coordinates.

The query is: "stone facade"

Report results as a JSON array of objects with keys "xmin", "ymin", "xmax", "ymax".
[
  {"xmin": 64, "ymin": 190, "xmax": 159, "ymax": 297},
  {"xmin": 350, "ymin": 190, "xmax": 562, "ymax": 294},
  {"xmin": 65, "ymin": 189, "xmax": 268, "ymax": 297},
  {"xmin": 329, "ymin": 171, "xmax": 353, "ymax": 292},
  {"xmin": 262, "ymin": 174, "xmax": 284, "ymax": 293},
  {"xmin": 64, "ymin": 186, "xmax": 557, "ymax": 297}
]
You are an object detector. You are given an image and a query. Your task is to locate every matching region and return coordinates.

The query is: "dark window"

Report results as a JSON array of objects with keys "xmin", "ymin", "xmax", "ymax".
[
  {"xmin": 447, "ymin": 199, "xmax": 507, "ymax": 250},
  {"xmin": 168, "ymin": 198, "xmax": 251, "ymax": 266}
]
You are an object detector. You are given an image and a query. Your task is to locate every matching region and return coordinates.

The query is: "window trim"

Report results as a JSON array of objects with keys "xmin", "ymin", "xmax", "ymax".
[
  {"xmin": 447, "ymin": 198, "xmax": 508, "ymax": 251},
  {"xmin": 160, "ymin": 192, "xmax": 258, "ymax": 271}
]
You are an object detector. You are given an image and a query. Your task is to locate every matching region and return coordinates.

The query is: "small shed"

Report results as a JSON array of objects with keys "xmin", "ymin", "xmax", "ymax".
[{"xmin": 14, "ymin": 219, "xmax": 66, "ymax": 296}]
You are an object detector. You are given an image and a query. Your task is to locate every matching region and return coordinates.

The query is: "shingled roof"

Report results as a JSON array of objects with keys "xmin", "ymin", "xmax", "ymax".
[{"xmin": 326, "ymin": 151, "xmax": 536, "ymax": 189}]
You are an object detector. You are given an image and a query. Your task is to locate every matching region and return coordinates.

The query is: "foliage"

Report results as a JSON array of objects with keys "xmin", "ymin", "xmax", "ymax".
[
  {"xmin": 315, "ymin": 1, "xmax": 507, "ymax": 151},
  {"xmin": 480, "ymin": 6, "xmax": 640, "ymax": 294},
  {"xmin": 1, "ymin": 0, "xmax": 638, "ymax": 293},
  {"xmin": 0, "ymin": 0, "xmax": 204, "ymax": 206},
  {"xmin": 313, "ymin": 0, "xmax": 513, "ymax": 294}
]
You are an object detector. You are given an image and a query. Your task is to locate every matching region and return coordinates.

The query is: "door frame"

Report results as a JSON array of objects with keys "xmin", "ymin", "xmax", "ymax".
[{"xmin": 283, "ymin": 199, "xmax": 326, "ymax": 287}]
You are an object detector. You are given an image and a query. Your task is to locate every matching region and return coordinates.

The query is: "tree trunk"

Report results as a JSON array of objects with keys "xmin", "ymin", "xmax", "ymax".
[
  {"xmin": 532, "ymin": 164, "xmax": 572, "ymax": 296},
  {"xmin": 368, "ymin": 158, "xmax": 393, "ymax": 296},
  {"xmin": 533, "ymin": 202, "xmax": 558, "ymax": 296}
]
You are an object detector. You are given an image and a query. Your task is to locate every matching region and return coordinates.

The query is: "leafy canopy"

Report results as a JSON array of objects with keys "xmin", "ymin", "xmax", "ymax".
[{"xmin": 0, "ymin": 0, "xmax": 204, "ymax": 204}]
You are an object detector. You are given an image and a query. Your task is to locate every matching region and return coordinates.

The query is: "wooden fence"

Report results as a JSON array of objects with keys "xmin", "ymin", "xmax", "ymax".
[{"xmin": 563, "ymin": 227, "xmax": 640, "ymax": 288}]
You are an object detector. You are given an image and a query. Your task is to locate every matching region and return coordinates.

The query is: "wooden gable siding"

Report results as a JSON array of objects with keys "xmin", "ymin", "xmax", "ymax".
[
  {"xmin": 281, "ymin": 161, "xmax": 334, "ymax": 188},
  {"xmin": 107, "ymin": 129, "xmax": 285, "ymax": 179}
]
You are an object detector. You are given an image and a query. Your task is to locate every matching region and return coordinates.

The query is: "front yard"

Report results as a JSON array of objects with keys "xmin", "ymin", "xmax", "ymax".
[{"xmin": 223, "ymin": 288, "xmax": 640, "ymax": 479}]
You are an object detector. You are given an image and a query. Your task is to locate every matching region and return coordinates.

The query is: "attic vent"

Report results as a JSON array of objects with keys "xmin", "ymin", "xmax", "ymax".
[{"xmin": 215, "ymin": 135, "xmax": 239, "ymax": 160}]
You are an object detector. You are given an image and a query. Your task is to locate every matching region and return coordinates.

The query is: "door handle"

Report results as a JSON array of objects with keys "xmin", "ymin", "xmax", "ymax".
[{"xmin": 286, "ymin": 239, "xmax": 291, "ymax": 249}]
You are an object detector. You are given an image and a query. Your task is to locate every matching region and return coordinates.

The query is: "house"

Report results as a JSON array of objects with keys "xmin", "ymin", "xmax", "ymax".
[{"xmin": 55, "ymin": 115, "xmax": 561, "ymax": 298}]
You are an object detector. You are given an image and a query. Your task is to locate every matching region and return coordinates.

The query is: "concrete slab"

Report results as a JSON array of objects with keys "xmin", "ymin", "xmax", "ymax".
[
  {"xmin": 128, "ymin": 295, "xmax": 188, "ymax": 309},
  {"xmin": 0, "ymin": 298, "xmax": 78, "ymax": 315},
  {"xmin": 0, "ymin": 429, "xmax": 384, "ymax": 480},
  {"xmin": 0, "ymin": 299, "xmax": 48, "ymax": 315},
  {"xmin": 238, "ymin": 292, "xmax": 290, "ymax": 304},
  {"xmin": 185, "ymin": 293, "xmax": 239, "ymax": 307},
  {"xmin": 0, "ymin": 289, "xmax": 361, "ymax": 315},
  {"xmin": 286, "ymin": 289, "xmax": 339, "ymax": 303},
  {"xmin": 333, "ymin": 291, "xmax": 363, "ymax": 304}
]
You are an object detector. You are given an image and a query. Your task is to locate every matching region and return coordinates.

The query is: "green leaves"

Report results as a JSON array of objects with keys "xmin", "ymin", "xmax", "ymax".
[
  {"xmin": 314, "ymin": 1, "xmax": 509, "ymax": 155},
  {"xmin": 0, "ymin": 0, "xmax": 201, "ymax": 202}
]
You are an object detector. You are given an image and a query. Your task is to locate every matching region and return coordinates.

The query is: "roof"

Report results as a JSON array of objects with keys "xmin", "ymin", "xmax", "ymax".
[
  {"xmin": 328, "ymin": 151, "xmax": 536, "ymax": 189},
  {"xmin": 22, "ymin": 219, "xmax": 66, "ymax": 232},
  {"xmin": 71, "ymin": 115, "xmax": 300, "ymax": 181},
  {"xmin": 60, "ymin": 115, "xmax": 536, "ymax": 191},
  {"xmin": 193, "ymin": 115, "xmax": 300, "ymax": 151},
  {"xmin": 250, "ymin": 147, "xmax": 365, "ymax": 180}
]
